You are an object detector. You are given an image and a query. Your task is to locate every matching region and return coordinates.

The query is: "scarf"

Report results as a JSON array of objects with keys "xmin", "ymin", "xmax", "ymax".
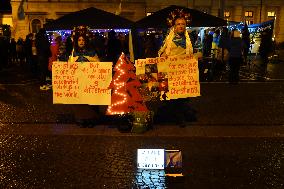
[{"xmin": 158, "ymin": 27, "xmax": 193, "ymax": 56}]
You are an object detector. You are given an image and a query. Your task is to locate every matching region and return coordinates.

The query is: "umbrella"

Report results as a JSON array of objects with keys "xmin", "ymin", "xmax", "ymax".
[
  {"xmin": 44, "ymin": 7, "xmax": 134, "ymax": 30},
  {"xmin": 135, "ymin": 5, "xmax": 227, "ymax": 29}
]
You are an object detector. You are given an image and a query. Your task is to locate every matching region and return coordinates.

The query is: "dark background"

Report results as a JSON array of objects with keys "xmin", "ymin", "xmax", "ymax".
[{"xmin": 0, "ymin": 0, "xmax": 11, "ymax": 12}]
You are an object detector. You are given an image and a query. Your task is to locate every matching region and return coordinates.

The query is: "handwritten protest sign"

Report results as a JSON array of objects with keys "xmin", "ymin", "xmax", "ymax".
[
  {"xmin": 52, "ymin": 61, "xmax": 112, "ymax": 105},
  {"xmin": 135, "ymin": 54, "xmax": 200, "ymax": 100},
  {"xmin": 159, "ymin": 54, "xmax": 200, "ymax": 99},
  {"xmin": 135, "ymin": 59, "xmax": 147, "ymax": 75}
]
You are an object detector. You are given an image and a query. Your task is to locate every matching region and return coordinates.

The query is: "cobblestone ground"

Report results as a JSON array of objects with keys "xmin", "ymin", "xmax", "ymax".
[
  {"xmin": 0, "ymin": 58, "xmax": 284, "ymax": 188},
  {"xmin": 1, "ymin": 81, "xmax": 284, "ymax": 126},
  {"xmin": 0, "ymin": 134, "xmax": 284, "ymax": 188}
]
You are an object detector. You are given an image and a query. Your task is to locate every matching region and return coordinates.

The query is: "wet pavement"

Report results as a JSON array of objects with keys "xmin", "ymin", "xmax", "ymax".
[
  {"xmin": 1, "ymin": 55, "xmax": 284, "ymax": 188},
  {"xmin": 1, "ymin": 135, "xmax": 284, "ymax": 188}
]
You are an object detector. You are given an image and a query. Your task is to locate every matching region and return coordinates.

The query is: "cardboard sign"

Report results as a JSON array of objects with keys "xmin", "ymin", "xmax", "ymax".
[
  {"xmin": 52, "ymin": 61, "xmax": 112, "ymax": 105},
  {"xmin": 137, "ymin": 149, "xmax": 165, "ymax": 169},
  {"xmin": 159, "ymin": 54, "xmax": 200, "ymax": 99},
  {"xmin": 135, "ymin": 54, "xmax": 200, "ymax": 100}
]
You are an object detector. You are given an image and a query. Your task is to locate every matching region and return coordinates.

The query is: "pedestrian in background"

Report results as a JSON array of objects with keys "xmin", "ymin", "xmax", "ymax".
[
  {"xmin": 35, "ymin": 28, "xmax": 51, "ymax": 90},
  {"xmin": 9, "ymin": 38, "xmax": 17, "ymax": 65},
  {"xmin": 65, "ymin": 36, "xmax": 73, "ymax": 59},
  {"xmin": 105, "ymin": 30, "xmax": 122, "ymax": 64},
  {"xmin": 48, "ymin": 36, "xmax": 62, "ymax": 72},
  {"xmin": 258, "ymin": 28, "xmax": 273, "ymax": 80},
  {"xmin": 31, "ymin": 36, "xmax": 38, "ymax": 78},
  {"xmin": 25, "ymin": 33, "xmax": 33, "ymax": 72},
  {"xmin": 16, "ymin": 38, "xmax": 25, "ymax": 64},
  {"xmin": 217, "ymin": 27, "xmax": 230, "ymax": 70},
  {"xmin": 228, "ymin": 29, "xmax": 244, "ymax": 84},
  {"xmin": 0, "ymin": 31, "xmax": 9, "ymax": 70},
  {"xmin": 241, "ymin": 24, "xmax": 250, "ymax": 65}
]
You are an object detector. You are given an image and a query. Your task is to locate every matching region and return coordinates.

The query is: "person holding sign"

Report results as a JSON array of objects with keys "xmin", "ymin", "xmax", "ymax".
[
  {"xmin": 158, "ymin": 10, "xmax": 193, "ymax": 57},
  {"xmin": 71, "ymin": 26, "xmax": 102, "ymax": 127},
  {"xmin": 72, "ymin": 31, "xmax": 100, "ymax": 63},
  {"xmin": 157, "ymin": 9, "xmax": 196, "ymax": 127}
]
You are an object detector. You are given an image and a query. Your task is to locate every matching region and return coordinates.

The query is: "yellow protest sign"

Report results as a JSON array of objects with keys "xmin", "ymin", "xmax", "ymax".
[
  {"xmin": 52, "ymin": 61, "xmax": 112, "ymax": 105},
  {"xmin": 135, "ymin": 59, "xmax": 147, "ymax": 75},
  {"xmin": 161, "ymin": 54, "xmax": 200, "ymax": 99},
  {"xmin": 135, "ymin": 54, "xmax": 200, "ymax": 100}
]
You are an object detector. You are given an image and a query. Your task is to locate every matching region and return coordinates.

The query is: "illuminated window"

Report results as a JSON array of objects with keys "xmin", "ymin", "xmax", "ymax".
[
  {"xmin": 245, "ymin": 20, "xmax": 253, "ymax": 25},
  {"xmin": 245, "ymin": 11, "xmax": 253, "ymax": 17},
  {"xmin": 268, "ymin": 11, "xmax": 276, "ymax": 17},
  {"xmin": 224, "ymin": 11, "xmax": 230, "ymax": 18},
  {"xmin": 147, "ymin": 12, "xmax": 153, "ymax": 16}
]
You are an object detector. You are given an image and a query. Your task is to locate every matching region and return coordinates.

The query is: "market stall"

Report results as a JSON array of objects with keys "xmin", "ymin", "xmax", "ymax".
[{"xmin": 44, "ymin": 7, "xmax": 133, "ymax": 30}]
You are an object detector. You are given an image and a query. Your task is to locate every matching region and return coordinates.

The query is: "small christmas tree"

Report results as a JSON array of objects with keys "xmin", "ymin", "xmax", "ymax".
[{"xmin": 107, "ymin": 53, "xmax": 148, "ymax": 115}]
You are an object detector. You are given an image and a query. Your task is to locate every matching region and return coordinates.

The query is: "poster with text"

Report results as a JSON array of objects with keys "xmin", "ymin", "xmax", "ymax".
[
  {"xmin": 135, "ymin": 57, "xmax": 169, "ymax": 101},
  {"xmin": 52, "ymin": 61, "xmax": 112, "ymax": 105},
  {"xmin": 135, "ymin": 55, "xmax": 200, "ymax": 100},
  {"xmin": 158, "ymin": 54, "xmax": 200, "ymax": 100}
]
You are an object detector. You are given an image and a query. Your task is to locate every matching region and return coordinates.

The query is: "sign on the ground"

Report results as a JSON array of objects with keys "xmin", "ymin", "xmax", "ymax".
[
  {"xmin": 137, "ymin": 149, "xmax": 183, "ymax": 177},
  {"xmin": 137, "ymin": 149, "xmax": 165, "ymax": 169}
]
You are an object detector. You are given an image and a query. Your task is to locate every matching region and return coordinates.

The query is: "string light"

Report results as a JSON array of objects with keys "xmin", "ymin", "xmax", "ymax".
[{"xmin": 107, "ymin": 52, "xmax": 129, "ymax": 115}]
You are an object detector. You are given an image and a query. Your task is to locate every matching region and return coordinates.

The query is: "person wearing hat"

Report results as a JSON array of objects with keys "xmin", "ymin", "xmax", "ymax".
[{"xmin": 157, "ymin": 10, "xmax": 196, "ymax": 127}]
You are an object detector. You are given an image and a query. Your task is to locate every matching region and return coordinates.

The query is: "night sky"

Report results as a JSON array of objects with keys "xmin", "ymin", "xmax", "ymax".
[{"xmin": 0, "ymin": 0, "xmax": 11, "ymax": 11}]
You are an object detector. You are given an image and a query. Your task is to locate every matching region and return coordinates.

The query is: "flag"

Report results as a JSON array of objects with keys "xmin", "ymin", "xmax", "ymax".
[
  {"xmin": 129, "ymin": 30, "xmax": 134, "ymax": 62},
  {"xmin": 17, "ymin": 0, "xmax": 26, "ymax": 20}
]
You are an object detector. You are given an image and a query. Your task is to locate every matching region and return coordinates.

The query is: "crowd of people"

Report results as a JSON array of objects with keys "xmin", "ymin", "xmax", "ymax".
[
  {"xmin": 0, "ymin": 15, "xmax": 274, "ymax": 128},
  {"xmin": 200, "ymin": 24, "xmax": 273, "ymax": 83},
  {"xmin": 0, "ymin": 28, "xmax": 129, "ymax": 90}
]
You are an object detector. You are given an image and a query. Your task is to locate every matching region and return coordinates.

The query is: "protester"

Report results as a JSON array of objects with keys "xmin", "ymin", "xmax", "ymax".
[
  {"xmin": 35, "ymin": 28, "xmax": 51, "ymax": 90},
  {"xmin": 71, "ymin": 26, "xmax": 101, "ymax": 127},
  {"xmin": 157, "ymin": 10, "xmax": 196, "ymax": 127},
  {"xmin": 72, "ymin": 33, "xmax": 99, "ymax": 62},
  {"xmin": 228, "ymin": 29, "xmax": 244, "ymax": 84},
  {"xmin": 158, "ymin": 17, "xmax": 193, "ymax": 57}
]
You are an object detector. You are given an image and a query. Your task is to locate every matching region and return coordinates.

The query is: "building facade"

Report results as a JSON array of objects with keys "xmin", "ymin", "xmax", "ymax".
[{"xmin": 6, "ymin": 0, "xmax": 284, "ymax": 42}]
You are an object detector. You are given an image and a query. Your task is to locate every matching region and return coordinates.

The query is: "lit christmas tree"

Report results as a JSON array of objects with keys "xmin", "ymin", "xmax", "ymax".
[{"xmin": 107, "ymin": 53, "xmax": 148, "ymax": 115}]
